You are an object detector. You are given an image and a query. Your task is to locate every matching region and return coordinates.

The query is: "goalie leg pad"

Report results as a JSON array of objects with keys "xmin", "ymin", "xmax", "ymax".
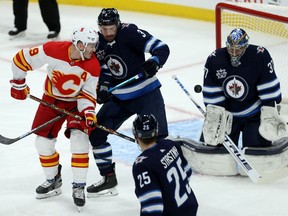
[{"xmin": 203, "ymin": 104, "xmax": 233, "ymax": 146}]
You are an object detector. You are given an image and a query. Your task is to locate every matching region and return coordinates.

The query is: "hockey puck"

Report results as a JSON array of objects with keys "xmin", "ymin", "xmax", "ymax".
[{"xmin": 194, "ymin": 85, "xmax": 202, "ymax": 93}]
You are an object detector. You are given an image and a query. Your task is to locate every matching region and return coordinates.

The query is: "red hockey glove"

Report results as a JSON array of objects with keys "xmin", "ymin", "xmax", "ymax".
[
  {"xmin": 10, "ymin": 79, "xmax": 30, "ymax": 100},
  {"xmin": 83, "ymin": 107, "xmax": 97, "ymax": 128}
]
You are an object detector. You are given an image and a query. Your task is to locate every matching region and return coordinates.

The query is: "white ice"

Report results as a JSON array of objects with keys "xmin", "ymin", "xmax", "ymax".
[{"xmin": 0, "ymin": 1, "xmax": 287, "ymax": 216}]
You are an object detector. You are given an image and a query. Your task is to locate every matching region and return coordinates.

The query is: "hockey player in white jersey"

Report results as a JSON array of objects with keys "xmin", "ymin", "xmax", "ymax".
[{"xmin": 10, "ymin": 26, "xmax": 100, "ymax": 210}]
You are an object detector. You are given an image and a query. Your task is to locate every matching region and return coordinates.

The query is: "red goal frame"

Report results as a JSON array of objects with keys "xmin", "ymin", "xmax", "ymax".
[{"xmin": 215, "ymin": 2, "xmax": 288, "ymax": 49}]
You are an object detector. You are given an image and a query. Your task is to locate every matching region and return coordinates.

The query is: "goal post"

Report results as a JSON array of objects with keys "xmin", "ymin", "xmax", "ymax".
[{"xmin": 215, "ymin": 2, "xmax": 288, "ymax": 102}]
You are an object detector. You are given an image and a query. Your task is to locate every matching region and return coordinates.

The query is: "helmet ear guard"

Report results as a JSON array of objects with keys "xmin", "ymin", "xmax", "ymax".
[
  {"xmin": 226, "ymin": 28, "xmax": 249, "ymax": 67},
  {"xmin": 98, "ymin": 8, "xmax": 120, "ymax": 26},
  {"xmin": 132, "ymin": 114, "xmax": 158, "ymax": 139}
]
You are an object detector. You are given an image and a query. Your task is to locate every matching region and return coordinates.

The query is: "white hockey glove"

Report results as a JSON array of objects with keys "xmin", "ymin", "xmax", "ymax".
[
  {"xmin": 202, "ymin": 104, "xmax": 233, "ymax": 146},
  {"xmin": 259, "ymin": 104, "xmax": 288, "ymax": 142}
]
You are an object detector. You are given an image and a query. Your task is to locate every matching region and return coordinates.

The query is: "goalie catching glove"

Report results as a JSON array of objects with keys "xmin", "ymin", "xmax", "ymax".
[
  {"xmin": 10, "ymin": 79, "xmax": 30, "ymax": 100},
  {"xmin": 83, "ymin": 107, "xmax": 97, "ymax": 128},
  {"xmin": 259, "ymin": 104, "xmax": 288, "ymax": 142},
  {"xmin": 202, "ymin": 104, "xmax": 233, "ymax": 146}
]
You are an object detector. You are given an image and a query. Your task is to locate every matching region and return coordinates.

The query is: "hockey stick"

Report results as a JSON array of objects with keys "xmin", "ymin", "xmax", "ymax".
[
  {"xmin": 108, "ymin": 73, "xmax": 143, "ymax": 93},
  {"xmin": 172, "ymin": 75, "xmax": 264, "ymax": 183},
  {"xmin": 28, "ymin": 95, "xmax": 135, "ymax": 143},
  {"xmin": 0, "ymin": 113, "xmax": 66, "ymax": 145},
  {"xmin": 0, "ymin": 77, "xmax": 141, "ymax": 145}
]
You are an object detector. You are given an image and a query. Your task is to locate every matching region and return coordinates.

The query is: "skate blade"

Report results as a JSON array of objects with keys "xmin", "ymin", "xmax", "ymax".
[
  {"xmin": 36, "ymin": 188, "xmax": 62, "ymax": 199},
  {"xmin": 87, "ymin": 187, "xmax": 118, "ymax": 198}
]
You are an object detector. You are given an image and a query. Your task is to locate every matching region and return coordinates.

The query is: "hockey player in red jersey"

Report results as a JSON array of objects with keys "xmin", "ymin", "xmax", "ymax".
[{"xmin": 10, "ymin": 26, "xmax": 100, "ymax": 210}]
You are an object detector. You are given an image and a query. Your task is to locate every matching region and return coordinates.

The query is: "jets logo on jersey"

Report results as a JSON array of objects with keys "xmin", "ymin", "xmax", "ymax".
[
  {"xmin": 135, "ymin": 156, "xmax": 148, "ymax": 165},
  {"xmin": 104, "ymin": 54, "xmax": 127, "ymax": 79},
  {"xmin": 216, "ymin": 68, "xmax": 227, "ymax": 79},
  {"xmin": 223, "ymin": 75, "xmax": 249, "ymax": 101}
]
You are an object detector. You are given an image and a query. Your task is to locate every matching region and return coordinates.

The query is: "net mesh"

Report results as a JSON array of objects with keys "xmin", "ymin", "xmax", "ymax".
[{"xmin": 217, "ymin": 2, "xmax": 288, "ymax": 102}]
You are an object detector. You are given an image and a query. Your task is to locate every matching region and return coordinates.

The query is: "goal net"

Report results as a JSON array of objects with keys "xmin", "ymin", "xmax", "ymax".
[{"xmin": 215, "ymin": 2, "xmax": 288, "ymax": 102}]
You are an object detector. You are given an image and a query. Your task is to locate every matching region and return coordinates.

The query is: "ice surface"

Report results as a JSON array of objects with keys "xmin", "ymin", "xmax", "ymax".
[{"xmin": 0, "ymin": 1, "xmax": 287, "ymax": 216}]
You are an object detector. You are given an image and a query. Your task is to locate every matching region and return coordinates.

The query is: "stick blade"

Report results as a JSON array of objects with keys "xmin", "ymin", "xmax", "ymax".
[
  {"xmin": 0, "ymin": 135, "xmax": 19, "ymax": 145},
  {"xmin": 256, "ymin": 167, "xmax": 288, "ymax": 184}
]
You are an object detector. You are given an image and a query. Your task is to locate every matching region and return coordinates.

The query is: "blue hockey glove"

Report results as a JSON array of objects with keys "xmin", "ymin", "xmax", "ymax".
[{"xmin": 141, "ymin": 58, "xmax": 160, "ymax": 78}]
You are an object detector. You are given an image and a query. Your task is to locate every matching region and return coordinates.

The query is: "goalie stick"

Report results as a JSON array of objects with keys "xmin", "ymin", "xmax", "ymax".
[
  {"xmin": 172, "ymin": 75, "xmax": 286, "ymax": 184},
  {"xmin": 29, "ymin": 95, "xmax": 135, "ymax": 143}
]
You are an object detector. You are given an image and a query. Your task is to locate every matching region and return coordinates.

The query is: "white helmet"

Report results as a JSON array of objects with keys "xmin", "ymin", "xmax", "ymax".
[{"xmin": 71, "ymin": 26, "xmax": 99, "ymax": 47}]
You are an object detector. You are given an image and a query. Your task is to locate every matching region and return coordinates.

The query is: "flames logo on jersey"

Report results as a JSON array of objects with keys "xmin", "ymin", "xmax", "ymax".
[
  {"xmin": 105, "ymin": 54, "xmax": 127, "ymax": 79},
  {"xmin": 223, "ymin": 75, "xmax": 249, "ymax": 101},
  {"xmin": 51, "ymin": 70, "xmax": 81, "ymax": 95}
]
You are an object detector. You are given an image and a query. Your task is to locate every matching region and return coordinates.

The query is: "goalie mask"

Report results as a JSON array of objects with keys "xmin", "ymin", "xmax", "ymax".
[
  {"xmin": 226, "ymin": 28, "xmax": 249, "ymax": 67},
  {"xmin": 132, "ymin": 114, "xmax": 158, "ymax": 139}
]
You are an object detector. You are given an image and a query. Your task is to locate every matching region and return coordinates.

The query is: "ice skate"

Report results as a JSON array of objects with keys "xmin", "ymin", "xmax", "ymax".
[
  {"xmin": 72, "ymin": 183, "xmax": 86, "ymax": 211},
  {"xmin": 36, "ymin": 164, "xmax": 62, "ymax": 199},
  {"xmin": 87, "ymin": 172, "xmax": 118, "ymax": 198}
]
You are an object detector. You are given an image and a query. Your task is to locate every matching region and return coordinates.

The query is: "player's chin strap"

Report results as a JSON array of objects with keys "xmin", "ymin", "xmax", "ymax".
[
  {"xmin": 172, "ymin": 75, "xmax": 277, "ymax": 184},
  {"xmin": 76, "ymin": 46, "xmax": 86, "ymax": 60}
]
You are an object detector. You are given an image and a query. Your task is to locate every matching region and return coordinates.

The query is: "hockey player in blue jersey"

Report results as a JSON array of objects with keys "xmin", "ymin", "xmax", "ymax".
[
  {"xmin": 87, "ymin": 8, "xmax": 170, "ymax": 196},
  {"xmin": 201, "ymin": 28, "xmax": 282, "ymax": 148},
  {"xmin": 132, "ymin": 114, "xmax": 198, "ymax": 216}
]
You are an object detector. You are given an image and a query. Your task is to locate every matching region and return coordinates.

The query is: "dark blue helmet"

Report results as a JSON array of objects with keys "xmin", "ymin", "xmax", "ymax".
[
  {"xmin": 132, "ymin": 114, "xmax": 158, "ymax": 139},
  {"xmin": 98, "ymin": 8, "xmax": 120, "ymax": 26}
]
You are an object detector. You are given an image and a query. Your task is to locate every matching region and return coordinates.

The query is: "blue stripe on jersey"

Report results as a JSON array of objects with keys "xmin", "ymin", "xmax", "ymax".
[
  {"xmin": 139, "ymin": 190, "xmax": 164, "ymax": 214},
  {"xmin": 139, "ymin": 190, "xmax": 162, "ymax": 203},
  {"xmin": 112, "ymin": 77, "xmax": 161, "ymax": 100},
  {"xmin": 257, "ymin": 78, "xmax": 280, "ymax": 91},
  {"xmin": 142, "ymin": 203, "xmax": 164, "ymax": 214},
  {"xmin": 203, "ymin": 85, "xmax": 225, "ymax": 105},
  {"xmin": 231, "ymin": 100, "xmax": 261, "ymax": 117},
  {"xmin": 259, "ymin": 88, "xmax": 281, "ymax": 101}
]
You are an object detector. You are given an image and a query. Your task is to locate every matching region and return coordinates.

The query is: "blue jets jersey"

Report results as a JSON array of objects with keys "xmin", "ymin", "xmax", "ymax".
[
  {"xmin": 203, "ymin": 45, "xmax": 281, "ymax": 118},
  {"xmin": 95, "ymin": 23, "xmax": 170, "ymax": 100},
  {"xmin": 132, "ymin": 139, "xmax": 198, "ymax": 216}
]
